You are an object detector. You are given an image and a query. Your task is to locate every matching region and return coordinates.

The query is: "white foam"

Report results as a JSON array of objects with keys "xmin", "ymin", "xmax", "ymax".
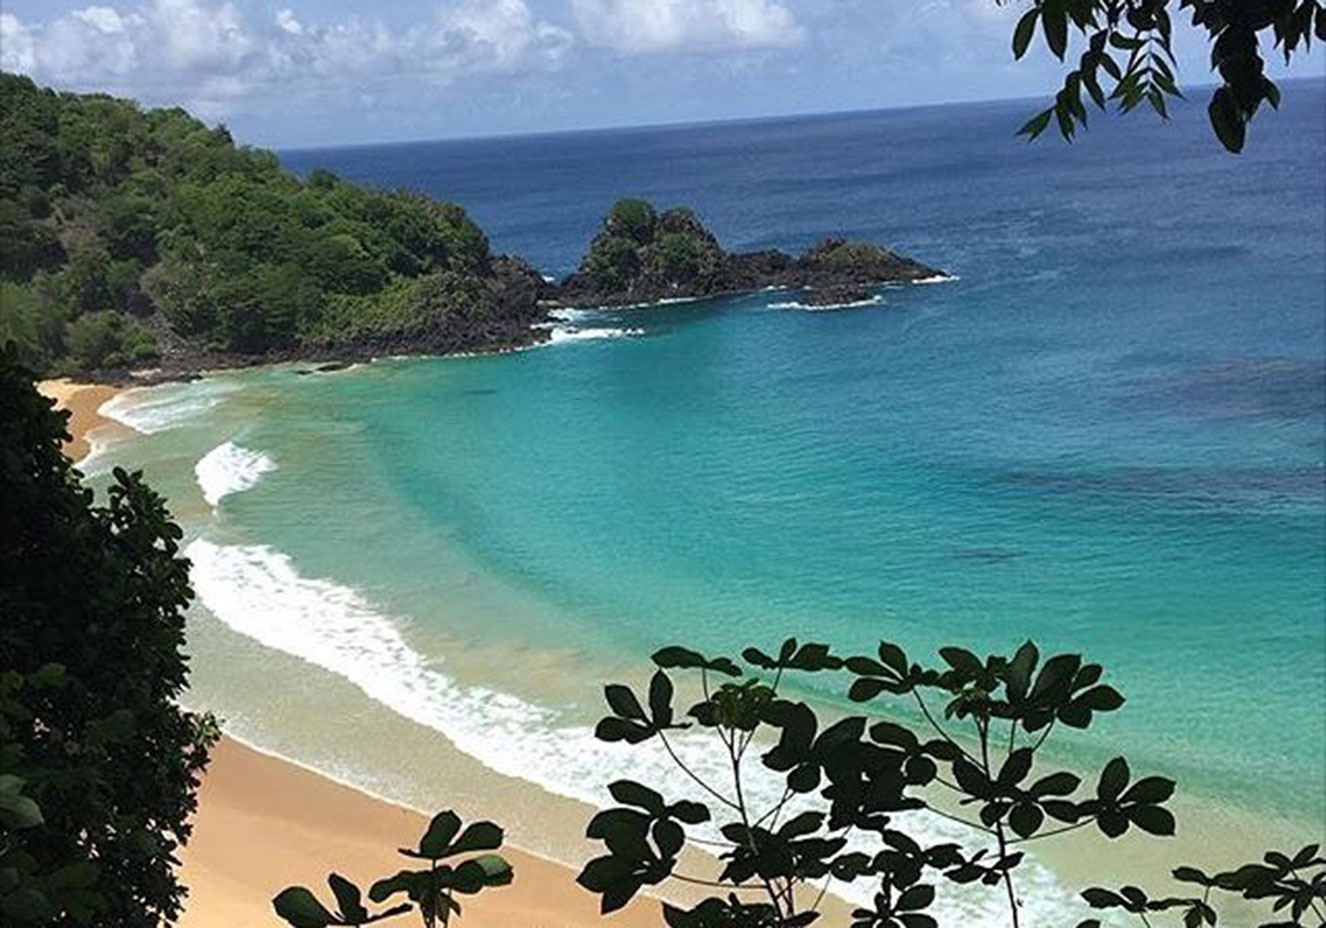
[
  {"xmin": 912, "ymin": 274, "xmax": 959, "ymax": 285},
  {"xmin": 195, "ymin": 441, "xmax": 276, "ymax": 507},
  {"xmin": 99, "ymin": 380, "xmax": 238, "ymax": 434},
  {"xmin": 187, "ymin": 537, "xmax": 1081, "ymax": 923},
  {"xmin": 547, "ymin": 326, "xmax": 644, "ymax": 344},
  {"xmin": 546, "ymin": 307, "xmax": 597, "ymax": 323},
  {"xmin": 769, "ymin": 295, "xmax": 886, "ymax": 311}
]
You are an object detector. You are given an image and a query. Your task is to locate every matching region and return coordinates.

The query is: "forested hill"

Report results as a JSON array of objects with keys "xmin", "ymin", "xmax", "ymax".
[
  {"xmin": 0, "ymin": 74, "xmax": 944, "ymax": 377},
  {"xmin": 0, "ymin": 73, "xmax": 546, "ymax": 375}
]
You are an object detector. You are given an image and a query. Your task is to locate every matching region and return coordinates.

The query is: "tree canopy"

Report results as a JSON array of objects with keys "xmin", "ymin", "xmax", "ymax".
[
  {"xmin": 1004, "ymin": 0, "xmax": 1324, "ymax": 151},
  {"xmin": 0, "ymin": 344, "xmax": 218, "ymax": 926},
  {"xmin": 0, "ymin": 73, "xmax": 538, "ymax": 376}
]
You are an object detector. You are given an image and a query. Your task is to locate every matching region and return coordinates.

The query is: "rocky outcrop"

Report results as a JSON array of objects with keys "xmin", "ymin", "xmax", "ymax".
[{"xmin": 550, "ymin": 199, "xmax": 943, "ymax": 308}]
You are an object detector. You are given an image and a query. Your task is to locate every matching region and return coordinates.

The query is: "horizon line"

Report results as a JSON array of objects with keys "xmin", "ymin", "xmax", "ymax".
[{"xmin": 276, "ymin": 74, "xmax": 1326, "ymax": 155}]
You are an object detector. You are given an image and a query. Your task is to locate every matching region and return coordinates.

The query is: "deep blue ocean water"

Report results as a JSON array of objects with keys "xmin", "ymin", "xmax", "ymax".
[{"xmin": 97, "ymin": 84, "xmax": 1324, "ymax": 915}]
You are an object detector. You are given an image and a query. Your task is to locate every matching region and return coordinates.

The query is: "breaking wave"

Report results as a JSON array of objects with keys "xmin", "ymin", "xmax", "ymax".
[{"xmin": 185, "ymin": 536, "xmax": 1079, "ymax": 923}]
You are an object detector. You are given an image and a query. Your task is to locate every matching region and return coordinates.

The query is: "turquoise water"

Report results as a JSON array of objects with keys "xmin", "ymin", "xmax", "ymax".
[{"xmin": 92, "ymin": 85, "xmax": 1324, "ymax": 918}]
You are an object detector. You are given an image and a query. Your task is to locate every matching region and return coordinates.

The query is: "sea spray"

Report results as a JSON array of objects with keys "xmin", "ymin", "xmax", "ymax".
[
  {"xmin": 195, "ymin": 442, "xmax": 277, "ymax": 507},
  {"xmin": 185, "ymin": 536, "xmax": 1081, "ymax": 924}
]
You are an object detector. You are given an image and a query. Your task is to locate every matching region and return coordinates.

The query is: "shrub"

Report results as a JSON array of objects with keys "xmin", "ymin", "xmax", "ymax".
[
  {"xmin": 64, "ymin": 311, "xmax": 157, "ymax": 369},
  {"xmin": 606, "ymin": 198, "xmax": 658, "ymax": 245}
]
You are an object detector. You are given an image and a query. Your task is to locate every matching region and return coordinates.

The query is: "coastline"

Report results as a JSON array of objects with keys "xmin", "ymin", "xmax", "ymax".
[
  {"xmin": 36, "ymin": 377, "xmax": 662, "ymax": 927},
  {"xmin": 37, "ymin": 378, "xmax": 124, "ymax": 463},
  {"xmin": 176, "ymin": 738, "xmax": 659, "ymax": 928},
  {"xmin": 39, "ymin": 371, "xmax": 1318, "ymax": 926}
]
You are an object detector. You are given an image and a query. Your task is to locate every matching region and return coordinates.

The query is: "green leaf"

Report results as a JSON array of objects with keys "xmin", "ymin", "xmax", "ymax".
[
  {"xmin": 452, "ymin": 854, "xmax": 513, "ymax": 893},
  {"xmin": 849, "ymin": 677, "xmax": 887, "ymax": 702},
  {"xmin": 588, "ymin": 808, "xmax": 651, "ymax": 861},
  {"xmin": 1006, "ymin": 641, "xmax": 1038, "ymax": 699},
  {"xmin": 1120, "ymin": 776, "xmax": 1174, "ymax": 805},
  {"xmin": 1, "ymin": 887, "xmax": 52, "ymax": 923},
  {"xmin": 1043, "ymin": 3, "xmax": 1069, "ymax": 59},
  {"xmin": 1081, "ymin": 887, "xmax": 1125, "ymax": 909},
  {"xmin": 327, "ymin": 874, "xmax": 366, "ymax": 923},
  {"xmin": 0, "ymin": 791, "xmax": 43, "ymax": 829},
  {"xmin": 896, "ymin": 884, "xmax": 935, "ymax": 911},
  {"xmin": 368, "ymin": 870, "xmax": 423, "ymax": 904},
  {"xmin": 417, "ymin": 811, "xmax": 462, "ymax": 858},
  {"xmin": 648, "ymin": 671, "xmax": 673, "ymax": 726},
  {"xmin": 273, "ymin": 887, "xmax": 338, "ymax": 928},
  {"xmin": 1208, "ymin": 86, "xmax": 1246, "ymax": 153},
  {"xmin": 668, "ymin": 800, "xmax": 709, "ymax": 825},
  {"xmin": 939, "ymin": 647, "xmax": 983, "ymax": 678},
  {"xmin": 1097, "ymin": 757, "xmax": 1130, "ymax": 802},
  {"xmin": 1171, "ymin": 865, "xmax": 1210, "ymax": 885},
  {"xmin": 594, "ymin": 717, "xmax": 654, "ymax": 744},
  {"xmin": 1127, "ymin": 805, "xmax": 1175, "ymax": 836},
  {"xmin": 445, "ymin": 821, "xmax": 503, "ymax": 857},
  {"xmin": 1009, "ymin": 802, "xmax": 1044, "ymax": 839},
  {"xmin": 1013, "ymin": 8, "xmax": 1039, "ymax": 59},
  {"xmin": 1030, "ymin": 771, "xmax": 1080, "ymax": 797},
  {"xmin": 608, "ymin": 779, "xmax": 666, "ymax": 814},
  {"xmin": 1077, "ymin": 685, "xmax": 1124, "ymax": 711},
  {"xmin": 1017, "ymin": 107, "xmax": 1053, "ymax": 139},
  {"xmin": 998, "ymin": 747, "xmax": 1033, "ymax": 787},
  {"xmin": 877, "ymin": 641, "xmax": 909, "ymax": 678},
  {"xmin": 651, "ymin": 646, "xmax": 706, "ymax": 669},
  {"xmin": 48, "ymin": 861, "xmax": 99, "ymax": 890},
  {"xmin": 605, "ymin": 684, "xmax": 645, "ymax": 720},
  {"xmin": 652, "ymin": 818, "xmax": 685, "ymax": 858}
]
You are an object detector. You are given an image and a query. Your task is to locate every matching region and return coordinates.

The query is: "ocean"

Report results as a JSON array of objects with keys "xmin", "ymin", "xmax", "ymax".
[{"xmin": 90, "ymin": 81, "xmax": 1324, "ymax": 923}]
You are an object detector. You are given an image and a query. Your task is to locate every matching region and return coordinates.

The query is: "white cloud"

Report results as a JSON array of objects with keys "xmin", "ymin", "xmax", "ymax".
[
  {"xmin": 3, "ymin": 0, "xmax": 575, "ymax": 116},
  {"xmin": 573, "ymin": 0, "xmax": 802, "ymax": 53},
  {"xmin": 72, "ymin": 6, "xmax": 129, "ymax": 33},
  {"xmin": 274, "ymin": 9, "xmax": 303, "ymax": 36},
  {"xmin": 0, "ymin": 14, "xmax": 37, "ymax": 73},
  {"xmin": 434, "ymin": 0, "xmax": 573, "ymax": 69}
]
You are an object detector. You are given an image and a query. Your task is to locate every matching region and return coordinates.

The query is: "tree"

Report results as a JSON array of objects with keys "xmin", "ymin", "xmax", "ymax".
[
  {"xmin": 576, "ymin": 637, "xmax": 1321, "ymax": 928},
  {"xmin": 0, "ymin": 344, "xmax": 217, "ymax": 926},
  {"xmin": 1001, "ymin": 0, "xmax": 1325, "ymax": 152},
  {"xmin": 272, "ymin": 811, "xmax": 514, "ymax": 928}
]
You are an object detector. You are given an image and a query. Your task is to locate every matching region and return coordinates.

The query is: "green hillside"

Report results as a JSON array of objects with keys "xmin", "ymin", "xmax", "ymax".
[{"xmin": 0, "ymin": 73, "xmax": 541, "ymax": 375}]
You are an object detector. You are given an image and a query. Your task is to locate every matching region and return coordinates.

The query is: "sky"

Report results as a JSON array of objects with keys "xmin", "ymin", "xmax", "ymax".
[{"xmin": 2, "ymin": 0, "xmax": 1322, "ymax": 148}]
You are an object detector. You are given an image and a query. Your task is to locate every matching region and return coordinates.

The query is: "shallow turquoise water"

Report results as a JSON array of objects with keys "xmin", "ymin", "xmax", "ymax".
[{"xmin": 91, "ymin": 85, "xmax": 1324, "ymax": 916}]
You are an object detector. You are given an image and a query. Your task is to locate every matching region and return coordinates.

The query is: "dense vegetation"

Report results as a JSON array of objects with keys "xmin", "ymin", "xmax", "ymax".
[
  {"xmin": 0, "ymin": 345, "xmax": 218, "ymax": 926},
  {"xmin": 0, "ymin": 73, "xmax": 542, "ymax": 376}
]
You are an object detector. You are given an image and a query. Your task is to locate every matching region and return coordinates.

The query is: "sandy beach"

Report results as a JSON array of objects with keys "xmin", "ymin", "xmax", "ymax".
[
  {"xmin": 38, "ymin": 378, "xmax": 123, "ymax": 463},
  {"xmin": 176, "ymin": 738, "xmax": 659, "ymax": 928},
  {"xmin": 36, "ymin": 375, "xmax": 1294, "ymax": 927},
  {"xmin": 34, "ymin": 369, "xmax": 812, "ymax": 925},
  {"xmin": 37, "ymin": 378, "xmax": 663, "ymax": 928}
]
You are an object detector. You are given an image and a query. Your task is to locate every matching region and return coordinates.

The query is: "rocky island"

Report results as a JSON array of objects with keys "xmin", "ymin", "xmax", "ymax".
[
  {"xmin": 1, "ymin": 74, "xmax": 943, "ymax": 382},
  {"xmin": 549, "ymin": 198, "xmax": 943, "ymax": 309}
]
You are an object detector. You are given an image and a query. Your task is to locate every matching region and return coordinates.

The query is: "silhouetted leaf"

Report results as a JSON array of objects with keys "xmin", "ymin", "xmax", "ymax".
[
  {"xmin": 417, "ymin": 811, "xmax": 461, "ymax": 859},
  {"xmin": 1013, "ymin": 7, "xmax": 1039, "ymax": 59},
  {"xmin": 609, "ymin": 780, "xmax": 666, "ymax": 814},
  {"xmin": 273, "ymin": 888, "xmax": 337, "ymax": 928}
]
